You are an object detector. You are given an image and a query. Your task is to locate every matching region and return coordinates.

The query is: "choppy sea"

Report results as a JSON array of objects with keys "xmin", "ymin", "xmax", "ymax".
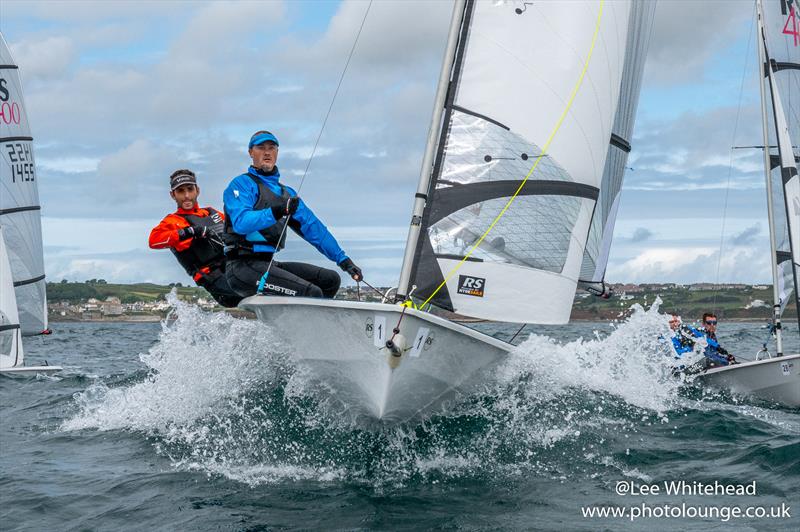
[{"xmin": 2, "ymin": 299, "xmax": 799, "ymax": 531}]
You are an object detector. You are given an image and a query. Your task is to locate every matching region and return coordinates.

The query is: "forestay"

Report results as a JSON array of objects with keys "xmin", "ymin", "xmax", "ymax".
[
  {"xmin": 0, "ymin": 33, "xmax": 48, "ymax": 336},
  {"xmin": 761, "ymin": 0, "xmax": 800, "ymax": 321},
  {"xmin": 406, "ymin": 0, "xmax": 636, "ymax": 323}
]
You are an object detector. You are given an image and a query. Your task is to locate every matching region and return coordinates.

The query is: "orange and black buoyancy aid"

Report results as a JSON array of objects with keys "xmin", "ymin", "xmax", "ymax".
[
  {"xmin": 172, "ymin": 208, "xmax": 226, "ymax": 277},
  {"xmin": 223, "ymin": 173, "xmax": 293, "ymax": 255}
]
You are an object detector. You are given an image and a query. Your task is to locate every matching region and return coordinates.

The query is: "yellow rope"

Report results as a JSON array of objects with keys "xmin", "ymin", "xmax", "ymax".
[{"xmin": 419, "ymin": 0, "xmax": 606, "ymax": 308}]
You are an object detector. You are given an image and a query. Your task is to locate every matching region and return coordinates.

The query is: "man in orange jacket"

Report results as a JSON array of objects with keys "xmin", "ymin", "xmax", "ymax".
[{"xmin": 149, "ymin": 169, "xmax": 242, "ymax": 308}]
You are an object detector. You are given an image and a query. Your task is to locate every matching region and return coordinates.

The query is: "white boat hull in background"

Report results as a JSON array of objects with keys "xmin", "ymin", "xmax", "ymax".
[
  {"xmin": 698, "ymin": 354, "xmax": 800, "ymax": 407},
  {"xmin": 240, "ymin": 296, "xmax": 512, "ymax": 424},
  {"xmin": 0, "ymin": 365, "xmax": 62, "ymax": 376}
]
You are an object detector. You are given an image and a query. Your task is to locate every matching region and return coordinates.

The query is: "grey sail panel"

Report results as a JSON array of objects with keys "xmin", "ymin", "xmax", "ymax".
[
  {"xmin": 0, "ymin": 33, "xmax": 48, "ymax": 335},
  {"xmin": 580, "ymin": 0, "xmax": 656, "ymax": 287}
]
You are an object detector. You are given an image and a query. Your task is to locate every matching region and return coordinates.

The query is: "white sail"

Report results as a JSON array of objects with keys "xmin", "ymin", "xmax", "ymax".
[
  {"xmin": 407, "ymin": 0, "xmax": 635, "ymax": 323},
  {"xmin": 580, "ymin": 0, "xmax": 656, "ymax": 288},
  {"xmin": 0, "ymin": 228, "xmax": 24, "ymax": 368},
  {"xmin": 0, "ymin": 33, "xmax": 48, "ymax": 336},
  {"xmin": 761, "ymin": 0, "xmax": 800, "ymax": 320}
]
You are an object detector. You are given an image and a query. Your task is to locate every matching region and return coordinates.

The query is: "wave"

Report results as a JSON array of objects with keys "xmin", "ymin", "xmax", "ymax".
[{"xmin": 62, "ymin": 295, "xmax": 793, "ymax": 489}]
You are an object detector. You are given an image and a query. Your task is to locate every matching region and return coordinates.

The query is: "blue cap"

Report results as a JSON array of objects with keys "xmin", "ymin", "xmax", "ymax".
[{"xmin": 248, "ymin": 131, "xmax": 279, "ymax": 148}]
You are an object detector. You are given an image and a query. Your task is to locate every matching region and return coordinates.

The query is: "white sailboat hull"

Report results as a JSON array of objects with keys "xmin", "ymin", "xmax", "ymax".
[
  {"xmin": 240, "ymin": 296, "xmax": 512, "ymax": 424},
  {"xmin": 0, "ymin": 365, "xmax": 63, "ymax": 376},
  {"xmin": 698, "ymin": 354, "xmax": 800, "ymax": 407}
]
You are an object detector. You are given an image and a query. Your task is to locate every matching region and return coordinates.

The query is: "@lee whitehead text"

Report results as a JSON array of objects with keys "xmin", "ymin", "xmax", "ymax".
[
  {"xmin": 616, "ymin": 480, "xmax": 757, "ymax": 496},
  {"xmin": 581, "ymin": 481, "xmax": 794, "ymax": 522}
]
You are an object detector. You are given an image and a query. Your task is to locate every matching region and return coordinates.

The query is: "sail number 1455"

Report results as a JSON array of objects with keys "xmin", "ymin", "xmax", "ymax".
[{"xmin": 5, "ymin": 142, "xmax": 35, "ymax": 183}]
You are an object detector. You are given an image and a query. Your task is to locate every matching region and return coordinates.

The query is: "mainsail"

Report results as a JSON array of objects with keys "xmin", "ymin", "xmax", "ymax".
[
  {"xmin": 0, "ymin": 33, "xmax": 48, "ymax": 336},
  {"xmin": 403, "ymin": 0, "xmax": 646, "ymax": 323},
  {"xmin": 760, "ymin": 0, "xmax": 800, "ymax": 325},
  {"xmin": 579, "ymin": 0, "xmax": 656, "ymax": 291}
]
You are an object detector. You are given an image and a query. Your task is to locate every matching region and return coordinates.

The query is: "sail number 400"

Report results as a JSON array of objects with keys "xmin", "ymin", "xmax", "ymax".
[
  {"xmin": 5, "ymin": 142, "xmax": 35, "ymax": 183},
  {"xmin": 0, "ymin": 102, "xmax": 21, "ymax": 125}
]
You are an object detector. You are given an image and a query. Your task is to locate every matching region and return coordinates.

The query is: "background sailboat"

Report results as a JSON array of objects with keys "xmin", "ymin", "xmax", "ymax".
[
  {"xmin": 0, "ymin": 33, "xmax": 60, "ymax": 375},
  {"xmin": 698, "ymin": 0, "xmax": 799, "ymax": 406},
  {"xmin": 242, "ymin": 0, "xmax": 654, "ymax": 423}
]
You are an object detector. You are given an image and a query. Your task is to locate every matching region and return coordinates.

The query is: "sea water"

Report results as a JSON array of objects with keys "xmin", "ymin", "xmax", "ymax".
[{"xmin": 1, "ymin": 300, "xmax": 798, "ymax": 530}]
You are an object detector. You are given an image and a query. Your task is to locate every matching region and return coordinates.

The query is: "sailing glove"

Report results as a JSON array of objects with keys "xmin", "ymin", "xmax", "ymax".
[
  {"xmin": 178, "ymin": 225, "xmax": 208, "ymax": 240},
  {"xmin": 271, "ymin": 196, "xmax": 300, "ymax": 220},
  {"xmin": 338, "ymin": 258, "xmax": 363, "ymax": 281}
]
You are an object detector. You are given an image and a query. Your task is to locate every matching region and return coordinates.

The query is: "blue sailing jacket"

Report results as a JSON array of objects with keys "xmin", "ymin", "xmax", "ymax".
[
  {"xmin": 223, "ymin": 166, "xmax": 348, "ymax": 264},
  {"xmin": 670, "ymin": 333, "xmax": 695, "ymax": 358},
  {"xmin": 685, "ymin": 326, "xmax": 731, "ymax": 366}
]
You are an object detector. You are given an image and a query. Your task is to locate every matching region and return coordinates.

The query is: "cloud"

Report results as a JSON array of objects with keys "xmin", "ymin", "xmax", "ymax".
[
  {"xmin": 644, "ymin": 0, "xmax": 752, "ymax": 86},
  {"xmin": 5, "ymin": 0, "xmax": 782, "ymax": 285},
  {"xmin": 730, "ymin": 223, "xmax": 760, "ymax": 246},
  {"xmin": 608, "ymin": 246, "xmax": 772, "ymax": 285},
  {"xmin": 630, "ymin": 227, "xmax": 654, "ymax": 243},
  {"xmin": 9, "ymin": 36, "xmax": 77, "ymax": 81}
]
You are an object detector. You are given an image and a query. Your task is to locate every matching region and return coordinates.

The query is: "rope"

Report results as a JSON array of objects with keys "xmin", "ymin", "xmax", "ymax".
[
  {"xmin": 258, "ymin": 1, "xmax": 373, "ymax": 291},
  {"xmin": 359, "ymin": 278, "xmax": 391, "ymax": 301},
  {"xmin": 712, "ymin": 1, "xmax": 755, "ymax": 313},
  {"xmin": 509, "ymin": 323, "xmax": 526, "ymax": 344},
  {"xmin": 419, "ymin": 0, "xmax": 606, "ymax": 308}
]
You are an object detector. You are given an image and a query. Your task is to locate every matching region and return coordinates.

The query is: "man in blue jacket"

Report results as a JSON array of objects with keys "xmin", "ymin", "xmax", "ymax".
[{"xmin": 222, "ymin": 130, "xmax": 363, "ymax": 298}]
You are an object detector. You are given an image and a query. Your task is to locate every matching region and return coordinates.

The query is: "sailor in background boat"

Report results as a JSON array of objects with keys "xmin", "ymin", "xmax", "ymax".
[
  {"xmin": 668, "ymin": 315, "xmax": 696, "ymax": 358},
  {"xmin": 148, "ymin": 170, "xmax": 242, "ymax": 308},
  {"xmin": 222, "ymin": 131, "xmax": 363, "ymax": 298},
  {"xmin": 669, "ymin": 313, "xmax": 737, "ymax": 368}
]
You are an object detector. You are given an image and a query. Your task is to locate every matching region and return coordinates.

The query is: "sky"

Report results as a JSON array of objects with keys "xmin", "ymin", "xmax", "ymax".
[{"xmin": 0, "ymin": 0, "xmax": 783, "ymax": 286}]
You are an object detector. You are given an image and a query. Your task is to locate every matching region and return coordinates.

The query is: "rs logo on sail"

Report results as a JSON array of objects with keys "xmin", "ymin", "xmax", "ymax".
[{"xmin": 457, "ymin": 275, "xmax": 485, "ymax": 297}]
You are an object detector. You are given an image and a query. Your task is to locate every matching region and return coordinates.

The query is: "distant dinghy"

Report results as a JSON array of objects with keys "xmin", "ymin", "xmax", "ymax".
[
  {"xmin": 242, "ymin": 0, "xmax": 654, "ymax": 423},
  {"xmin": 0, "ymin": 32, "xmax": 60, "ymax": 375},
  {"xmin": 696, "ymin": 0, "xmax": 800, "ymax": 407}
]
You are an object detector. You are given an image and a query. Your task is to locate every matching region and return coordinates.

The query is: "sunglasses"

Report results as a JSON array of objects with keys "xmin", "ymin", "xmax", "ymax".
[{"xmin": 705, "ymin": 320, "xmax": 717, "ymax": 325}]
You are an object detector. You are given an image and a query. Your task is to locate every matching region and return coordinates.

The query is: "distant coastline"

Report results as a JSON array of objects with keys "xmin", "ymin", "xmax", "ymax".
[{"xmin": 46, "ymin": 281, "xmax": 797, "ymax": 324}]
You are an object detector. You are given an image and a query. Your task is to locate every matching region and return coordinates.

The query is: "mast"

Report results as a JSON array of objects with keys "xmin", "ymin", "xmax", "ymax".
[
  {"xmin": 396, "ymin": 0, "xmax": 467, "ymax": 300},
  {"xmin": 755, "ymin": 0, "xmax": 783, "ymax": 355}
]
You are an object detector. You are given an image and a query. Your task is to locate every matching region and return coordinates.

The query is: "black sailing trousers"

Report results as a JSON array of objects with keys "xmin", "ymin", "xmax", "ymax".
[
  {"xmin": 196, "ymin": 268, "xmax": 244, "ymax": 308},
  {"xmin": 226, "ymin": 259, "xmax": 341, "ymax": 299}
]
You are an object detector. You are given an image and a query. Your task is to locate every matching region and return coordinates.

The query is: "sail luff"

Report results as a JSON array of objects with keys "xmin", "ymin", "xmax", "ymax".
[
  {"xmin": 757, "ymin": 0, "xmax": 786, "ymax": 354},
  {"xmin": 404, "ymin": 0, "xmax": 476, "ymax": 304},
  {"xmin": 397, "ymin": 0, "xmax": 468, "ymax": 300}
]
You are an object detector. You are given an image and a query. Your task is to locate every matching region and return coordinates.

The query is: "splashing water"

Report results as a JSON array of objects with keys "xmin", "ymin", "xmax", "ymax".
[{"xmin": 64, "ymin": 295, "xmax": 695, "ymax": 489}]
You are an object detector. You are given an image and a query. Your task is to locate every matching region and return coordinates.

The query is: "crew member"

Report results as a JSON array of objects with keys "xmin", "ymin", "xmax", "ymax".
[
  {"xmin": 222, "ymin": 130, "xmax": 363, "ymax": 298},
  {"xmin": 149, "ymin": 169, "xmax": 242, "ymax": 308},
  {"xmin": 668, "ymin": 315, "xmax": 695, "ymax": 358},
  {"xmin": 677, "ymin": 312, "xmax": 736, "ymax": 367}
]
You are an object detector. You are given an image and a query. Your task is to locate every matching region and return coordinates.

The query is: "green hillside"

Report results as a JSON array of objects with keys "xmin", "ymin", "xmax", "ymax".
[{"xmin": 47, "ymin": 280, "xmax": 208, "ymax": 304}]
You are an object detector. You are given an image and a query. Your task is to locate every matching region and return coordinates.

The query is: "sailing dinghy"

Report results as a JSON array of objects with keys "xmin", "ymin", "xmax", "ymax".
[
  {"xmin": 697, "ymin": 0, "xmax": 800, "ymax": 406},
  {"xmin": 0, "ymin": 33, "xmax": 61, "ymax": 375},
  {"xmin": 241, "ymin": 0, "xmax": 654, "ymax": 423}
]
